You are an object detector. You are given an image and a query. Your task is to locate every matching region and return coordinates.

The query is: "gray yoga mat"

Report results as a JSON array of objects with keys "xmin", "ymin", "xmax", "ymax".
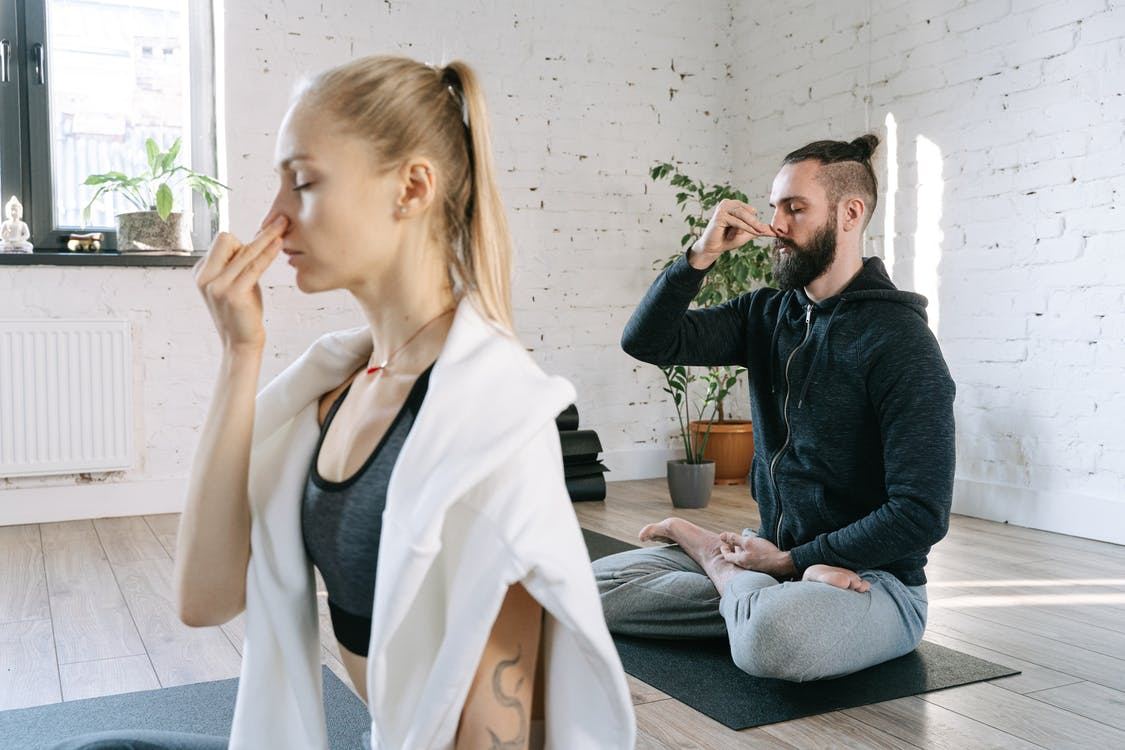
[
  {"xmin": 583, "ymin": 527, "xmax": 1020, "ymax": 730},
  {"xmin": 0, "ymin": 665, "xmax": 369, "ymax": 750}
]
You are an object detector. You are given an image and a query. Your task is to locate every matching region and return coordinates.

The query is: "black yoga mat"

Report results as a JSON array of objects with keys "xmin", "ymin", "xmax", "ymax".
[
  {"xmin": 582, "ymin": 528, "xmax": 1020, "ymax": 730},
  {"xmin": 0, "ymin": 665, "xmax": 369, "ymax": 750},
  {"xmin": 555, "ymin": 403, "xmax": 580, "ymax": 432},
  {"xmin": 566, "ymin": 472, "xmax": 607, "ymax": 502},
  {"xmin": 564, "ymin": 460, "xmax": 608, "ymax": 479},
  {"xmin": 560, "ymin": 429, "xmax": 603, "ymax": 464}
]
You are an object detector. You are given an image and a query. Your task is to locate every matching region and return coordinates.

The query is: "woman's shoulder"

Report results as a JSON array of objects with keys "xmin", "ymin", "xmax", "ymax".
[{"xmin": 316, "ymin": 366, "xmax": 365, "ymax": 427}]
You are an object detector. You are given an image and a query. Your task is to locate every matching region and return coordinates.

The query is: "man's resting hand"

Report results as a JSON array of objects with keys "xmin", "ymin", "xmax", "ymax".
[{"xmin": 718, "ymin": 532, "xmax": 797, "ymax": 580}]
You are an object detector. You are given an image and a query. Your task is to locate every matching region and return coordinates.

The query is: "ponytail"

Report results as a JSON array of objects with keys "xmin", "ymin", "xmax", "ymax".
[{"xmin": 441, "ymin": 61, "xmax": 515, "ymax": 333}]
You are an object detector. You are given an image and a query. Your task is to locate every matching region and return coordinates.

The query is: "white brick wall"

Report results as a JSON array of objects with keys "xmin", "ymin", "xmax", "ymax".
[
  {"xmin": 731, "ymin": 0, "xmax": 1125, "ymax": 543},
  {"xmin": 1, "ymin": 0, "xmax": 738, "ymax": 520},
  {"xmin": 5, "ymin": 1, "xmax": 1122, "ymax": 541}
]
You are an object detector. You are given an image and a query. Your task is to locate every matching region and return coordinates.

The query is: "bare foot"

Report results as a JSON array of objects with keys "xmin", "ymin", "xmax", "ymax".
[
  {"xmin": 638, "ymin": 518, "xmax": 677, "ymax": 544},
  {"xmin": 802, "ymin": 564, "xmax": 871, "ymax": 593},
  {"xmin": 638, "ymin": 517, "xmax": 745, "ymax": 593}
]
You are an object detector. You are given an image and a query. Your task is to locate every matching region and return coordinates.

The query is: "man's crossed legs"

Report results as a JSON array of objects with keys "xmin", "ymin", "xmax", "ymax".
[{"xmin": 593, "ymin": 517, "xmax": 928, "ymax": 682}]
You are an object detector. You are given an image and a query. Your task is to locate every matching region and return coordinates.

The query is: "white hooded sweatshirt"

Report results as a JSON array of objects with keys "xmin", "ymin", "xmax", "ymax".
[{"xmin": 226, "ymin": 297, "xmax": 636, "ymax": 750}]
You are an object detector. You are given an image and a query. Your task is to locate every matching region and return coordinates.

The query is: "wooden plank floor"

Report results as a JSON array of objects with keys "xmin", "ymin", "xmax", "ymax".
[{"xmin": 2, "ymin": 479, "xmax": 1124, "ymax": 749}]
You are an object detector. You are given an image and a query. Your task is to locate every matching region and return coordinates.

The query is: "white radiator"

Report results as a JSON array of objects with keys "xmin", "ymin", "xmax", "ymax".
[{"xmin": 0, "ymin": 320, "xmax": 133, "ymax": 478}]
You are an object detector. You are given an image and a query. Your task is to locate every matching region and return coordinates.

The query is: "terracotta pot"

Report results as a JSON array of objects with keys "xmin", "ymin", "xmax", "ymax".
[{"xmin": 688, "ymin": 420, "xmax": 755, "ymax": 485}]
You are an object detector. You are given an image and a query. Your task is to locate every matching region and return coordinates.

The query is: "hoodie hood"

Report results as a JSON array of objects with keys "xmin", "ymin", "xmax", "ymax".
[
  {"xmin": 797, "ymin": 256, "xmax": 928, "ymax": 314},
  {"xmin": 770, "ymin": 256, "xmax": 930, "ymax": 407}
]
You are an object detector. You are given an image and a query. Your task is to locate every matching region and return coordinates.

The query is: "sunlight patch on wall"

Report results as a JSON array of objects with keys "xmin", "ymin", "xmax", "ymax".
[
  {"xmin": 913, "ymin": 134, "xmax": 943, "ymax": 334},
  {"xmin": 883, "ymin": 112, "xmax": 897, "ymax": 279}
]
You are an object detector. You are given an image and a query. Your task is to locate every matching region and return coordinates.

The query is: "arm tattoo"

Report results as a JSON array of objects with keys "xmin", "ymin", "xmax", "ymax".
[{"xmin": 486, "ymin": 644, "xmax": 528, "ymax": 750}]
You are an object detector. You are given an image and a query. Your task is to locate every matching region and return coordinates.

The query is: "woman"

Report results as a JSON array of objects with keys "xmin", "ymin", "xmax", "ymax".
[{"xmin": 53, "ymin": 56, "xmax": 634, "ymax": 750}]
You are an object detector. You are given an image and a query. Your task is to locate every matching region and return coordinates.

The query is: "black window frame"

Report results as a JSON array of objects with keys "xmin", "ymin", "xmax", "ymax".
[{"xmin": 0, "ymin": 0, "xmax": 218, "ymax": 267}]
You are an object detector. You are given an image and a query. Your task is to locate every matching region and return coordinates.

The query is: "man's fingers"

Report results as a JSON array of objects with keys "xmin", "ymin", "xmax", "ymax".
[
  {"xmin": 720, "ymin": 210, "xmax": 757, "ymax": 238},
  {"xmin": 749, "ymin": 219, "xmax": 779, "ymax": 237},
  {"xmin": 725, "ymin": 204, "xmax": 777, "ymax": 238},
  {"xmin": 733, "ymin": 208, "xmax": 778, "ymax": 237}
]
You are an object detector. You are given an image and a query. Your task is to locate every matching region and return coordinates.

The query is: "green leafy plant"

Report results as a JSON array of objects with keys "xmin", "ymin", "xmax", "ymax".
[
  {"xmin": 662, "ymin": 366, "xmax": 740, "ymax": 464},
  {"xmin": 650, "ymin": 160, "xmax": 774, "ymax": 422},
  {"xmin": 81, "ymin": 137, "xmax": 229, "ymax": 225}
]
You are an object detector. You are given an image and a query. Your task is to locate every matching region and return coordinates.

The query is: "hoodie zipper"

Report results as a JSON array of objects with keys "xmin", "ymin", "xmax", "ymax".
[{"xmin": 769, "ymin": 303, "xmax": 815, "ymax": 550}]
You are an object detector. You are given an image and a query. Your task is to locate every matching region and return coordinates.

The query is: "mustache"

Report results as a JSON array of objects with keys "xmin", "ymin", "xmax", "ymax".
[{"xmin": 773, "ymin": 239, "xmax": 796, "ymax": 252}]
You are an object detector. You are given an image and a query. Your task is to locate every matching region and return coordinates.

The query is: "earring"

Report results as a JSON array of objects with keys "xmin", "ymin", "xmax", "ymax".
[{"xmin": 398, "ymin": 205, "xmax": 407, "ymax": 214}]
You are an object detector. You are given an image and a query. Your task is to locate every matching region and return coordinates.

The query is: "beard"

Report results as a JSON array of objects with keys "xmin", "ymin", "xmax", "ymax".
[{"xmin": 771, "ymin": 211, "xmax": 838, "ymax": 291}]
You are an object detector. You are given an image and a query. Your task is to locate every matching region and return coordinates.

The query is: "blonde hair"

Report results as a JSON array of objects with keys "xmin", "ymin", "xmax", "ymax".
[{"xmin": 297, "ymin": 56, "xmax": 514, "ymax": 332}]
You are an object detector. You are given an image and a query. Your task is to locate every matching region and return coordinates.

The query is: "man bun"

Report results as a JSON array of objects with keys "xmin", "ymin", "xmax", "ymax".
[{"xmin": 850, "ymin": 134, "xmax": 880, "ymax": 161}]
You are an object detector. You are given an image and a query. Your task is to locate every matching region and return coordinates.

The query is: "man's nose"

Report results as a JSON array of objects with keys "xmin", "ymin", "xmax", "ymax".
[{"xmin": 770, "ymin": 210, "xmax": 787, "ymax": 236}]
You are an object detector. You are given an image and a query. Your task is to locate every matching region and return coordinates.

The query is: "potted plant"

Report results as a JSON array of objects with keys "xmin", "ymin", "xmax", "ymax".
[
  {"xmin": 650, "ymin": 161, "xmax": 774, "ymax": 485},
  {"xmin": 81, "ymin": 137, "xmax": 228, "ymax": 254},
  {"xmin": 662, "ymin": 365, "xmax": 739, "ymax": 508}
]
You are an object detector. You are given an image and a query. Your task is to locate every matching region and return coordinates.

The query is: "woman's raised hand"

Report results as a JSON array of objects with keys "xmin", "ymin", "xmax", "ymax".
[{"xmin": 193, "ymin": 215, "xmax": 289, "ymax": 353}]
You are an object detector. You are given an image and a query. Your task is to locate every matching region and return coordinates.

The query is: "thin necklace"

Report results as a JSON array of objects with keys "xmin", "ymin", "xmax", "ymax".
[{"xmin": 366, "ymin": 307, "xmax": 456, "ymax": 375}]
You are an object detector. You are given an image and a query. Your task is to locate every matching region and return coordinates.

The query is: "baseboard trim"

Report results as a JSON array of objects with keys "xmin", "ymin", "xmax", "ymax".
[
  {"xmin": 0, "ymin": 478, "xmax": 185, "ymax": 526},
  {"xmin": 953, "ymin": 477, "xmax": 1125, "ymax": 547},
  {"xmin": 602, "ymin": 446, "xmax": 681, "ymax": 482}
]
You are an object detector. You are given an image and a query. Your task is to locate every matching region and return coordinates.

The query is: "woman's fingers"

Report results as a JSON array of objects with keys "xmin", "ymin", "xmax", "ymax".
[
  {"xmin": 230, "ymin": 235, "xmax": 284, "ymax": 295},
  {"xmin": 195, "ymin": 216, "xmax": 287, "ymax": 288},
  {"xmin": 259, "ymin": 208, "xmax": 282, "ymax": 232},
  {"xmin": 210, "ymin": 216, "xmax": 288, "ymax": 289},
  {"xmin": 194, "ymin": 232, "xmax": 242, "ymax": 287}
]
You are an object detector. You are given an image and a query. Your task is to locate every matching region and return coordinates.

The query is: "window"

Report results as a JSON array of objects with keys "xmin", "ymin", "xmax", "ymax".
[{"xmin": 0, "ymin": 0, "xmax": 217, "ymax": 259}]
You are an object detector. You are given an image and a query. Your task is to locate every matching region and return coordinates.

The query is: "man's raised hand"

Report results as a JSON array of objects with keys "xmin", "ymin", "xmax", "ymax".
[{"xmin": 688, "ymin": 199, "xmax": 778, "ymax": 269}]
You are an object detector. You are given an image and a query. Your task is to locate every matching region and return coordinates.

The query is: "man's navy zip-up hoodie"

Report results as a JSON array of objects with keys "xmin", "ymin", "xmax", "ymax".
[{"xmin": 622, "ymin": 252, "xmax": 956, "ymax": 587}]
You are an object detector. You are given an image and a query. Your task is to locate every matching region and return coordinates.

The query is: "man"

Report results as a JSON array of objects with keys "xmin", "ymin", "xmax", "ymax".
[{"xmin": 594, "ymin": 134, "xmax": 956, "ymax": 682}]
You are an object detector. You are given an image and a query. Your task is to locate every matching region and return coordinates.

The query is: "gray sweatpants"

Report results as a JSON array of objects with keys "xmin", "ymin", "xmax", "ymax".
[{"xmin": 593, "ymin": 544, "xmax": 928, "ymax": 682}]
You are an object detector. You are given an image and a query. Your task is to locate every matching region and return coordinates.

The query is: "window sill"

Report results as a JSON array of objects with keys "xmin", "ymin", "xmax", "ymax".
[{"xmin": 0, "ymin": 251, "xmax": 204, "ymax": 267}]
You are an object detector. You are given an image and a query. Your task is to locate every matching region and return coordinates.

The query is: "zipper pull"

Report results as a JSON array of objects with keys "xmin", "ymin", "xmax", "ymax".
[{"xmin": 805, "ymin": 304, "xmax": 813, "ymax": 325}]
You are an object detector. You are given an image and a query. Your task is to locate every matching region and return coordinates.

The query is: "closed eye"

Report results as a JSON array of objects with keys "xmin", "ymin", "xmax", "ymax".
[{"xmin": 293, "ymin": 182, "xmax": 313, "ymax": 192}]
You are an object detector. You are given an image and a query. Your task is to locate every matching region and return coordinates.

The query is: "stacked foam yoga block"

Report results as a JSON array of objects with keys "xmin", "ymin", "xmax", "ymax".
[{"xmin": 556, "ymin": 404, "xmax": 609, "ymax": 502}]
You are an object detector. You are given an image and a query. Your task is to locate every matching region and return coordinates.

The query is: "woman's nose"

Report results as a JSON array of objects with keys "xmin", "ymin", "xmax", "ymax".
[{"xmin": 259, "ymin": 186, "xmax": 293, "ymax": 230}]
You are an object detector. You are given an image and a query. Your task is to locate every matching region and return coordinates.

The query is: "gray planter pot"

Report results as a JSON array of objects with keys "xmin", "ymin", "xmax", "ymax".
[
  {"xmin": 667, "ymin": 459, "xmax": 715, "ymax": 509},
  {"xmin": 116, "ymin": 211, "xmax": 192, "ymax": 253}
]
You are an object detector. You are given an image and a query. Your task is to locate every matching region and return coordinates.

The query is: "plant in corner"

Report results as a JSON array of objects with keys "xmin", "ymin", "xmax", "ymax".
[
  {"xmin": 650, "ymin": 160, "xmax": 774, "ymax": 486},
  {"xmin": 81, "ymin": 137, "xmax": 228, "ymax": 254},
  {"xmin": 661, "ymin": 365, "xmax": 740, "ymax": 508}
]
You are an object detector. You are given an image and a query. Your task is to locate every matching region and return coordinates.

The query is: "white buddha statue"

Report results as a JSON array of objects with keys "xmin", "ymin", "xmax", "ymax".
[{"xmin": 0, "ymin": 196, "xmax": 33, "ymax": 253}]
